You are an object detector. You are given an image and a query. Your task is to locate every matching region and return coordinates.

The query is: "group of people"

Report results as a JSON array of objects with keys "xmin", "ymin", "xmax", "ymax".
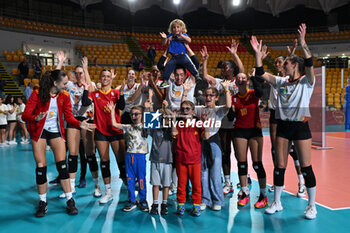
[{"xmin": 20, "ymin": 19, "xmax": 317, "ymax": 220}]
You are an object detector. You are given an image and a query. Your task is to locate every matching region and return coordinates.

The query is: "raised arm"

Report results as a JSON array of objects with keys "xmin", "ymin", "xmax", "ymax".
[
  {"xmin": 128, "ymin": 72, "xmax": 147, "ymax": 102},
  {"xmin": 298, "ymin": 24, "xmax": 314, "ymax": 85},
  {"xmin": 181, "ymin": 80, "xmax": 194, "ymax": 103},
  {"xmin": 200, "ymin": 46, "xmax": 217, "ymax": 86},
  {"xmin": 160, "ymin": 32, "xmax": 169, "ymax": 45},
  {"xmin": 226, "ymin": 39, "xmax": 244, "ymax": 73},
  {"xmin": 56, "ymin": 51, "xmax": 66, "ymax": 70},
  {"xmin": 82, "ymin": 57, "xmax": 94, "ymax": 92},
  {"xmin": 250, "ymin": 36, "xmax": 276, "ymax": 85},
  {"xmin": 107, "ymin": 101, "xmax": 123, "ymax": 129},
  {"xmin": 149, "ymin": 75, "xmax": 165, "ymax": 102},
  {"xmin": 220, "ymin": 80, "xmax": 232, "ymax": 110}
]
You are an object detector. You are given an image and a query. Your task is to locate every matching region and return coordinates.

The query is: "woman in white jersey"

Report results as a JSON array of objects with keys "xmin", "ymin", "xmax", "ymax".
[
  {"xmin": 200, "ymin": 42, "xmax": 244, "ymax": 195},
  {"xmin": 55, "ymin": 53, "xmax": 101, "ymax": 198},
  {"xmin": 15, "ymin": 96, "xmax": 29, "ymax": 144},
  {"xmin": 0, "ymin": 96, "xmax": 9, "ymax": 147},
  {"xmin": 22, "ymin": 70, "xmax": 95, "ymax": 217},
  {"xmin": 5, "ymin": 95, "xmax": 17, "ymax": 145},
  {"xmin": 251, "ymin": 24, "xmax": 317, "ymax": 219}
]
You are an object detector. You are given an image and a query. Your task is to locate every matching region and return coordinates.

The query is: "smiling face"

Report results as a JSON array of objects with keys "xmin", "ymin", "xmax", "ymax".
[
  {"xmin": 274, "ymin": 57, "xmax": 285, "ymax": 74},
  {"xmin": 172, "ymin": 23, "xmax": 182, "ymax": 35},
  {"xmin": 180, "ymin": 102, "xmax": 194, "ymax": 119},
  {"xmin": 174, "ymin": 68, "xmax": 186, "ymax": 85},
  {"xmin": 54, "ymin": 75, "xmax": 69, "ymax": 93},
  {"xmin": 221, "ymin": 62, "xmax": 234, "ymax": 78},
  {"xmin": 100, "ymin": 70, "xmax": 112, "ymax": 87},
  {"xmin": 127, "ymin": 70, "xmax": 136, "ymax": 83},
  {"xmin": 75, "ymin": 67, "xmax": 84, "ymax": 83},
  {"xmin": 204, "ymin": 88, "xmax": 218, "ymax": 108},
  {"xmin": 130, "ymin": 108, "xmax": 142, "ymax": 124}
]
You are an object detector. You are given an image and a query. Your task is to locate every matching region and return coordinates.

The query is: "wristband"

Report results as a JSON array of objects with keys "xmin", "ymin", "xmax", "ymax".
[
  {"xmin": 225, "ymin": 90, "xmax": 230, "ymax": 93},
  {"xmin": 255, "ymin": 66, "xmax": 265, "ymax": 76},
  {"xmin": 304, "ymin": 57, "xmax": 313, "ymax": 67}
]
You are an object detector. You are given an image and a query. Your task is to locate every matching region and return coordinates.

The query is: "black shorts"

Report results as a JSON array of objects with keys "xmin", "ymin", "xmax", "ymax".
[
  {"xmin": 276, "ymin": 120, "xmax": 312, "ymax": 140},
  {"xmin": 121, "ymin": 112, "xmax": 132, "ymax": 124},
  {"xmin": 40, "ymin": 129, "xmax": 61, "ymax": 140},
  {"xmin": 269, "ymin": 109, "xmax": 279, "ymax": 125},
  {"xmin": 232, "ymin": 128, "xmax": 263, "ymax": 140},
  {"xmin": 7, "ymin": 120, "xmax": 16, "ymax": 124},
  {"xmin": 94, "ymin": 129, "xmax": 123, "ymax": 142},
  {"xmin": 0, "ymin": 124, "xmax": 7, "ymax": 129},
  {"xmin": 67, "ymin": 116, "xmax": 87, "ymax": 129}
]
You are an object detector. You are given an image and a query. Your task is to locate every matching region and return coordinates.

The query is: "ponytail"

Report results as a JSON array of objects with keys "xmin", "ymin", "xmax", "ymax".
[{"xmin": 39, "ymin": 70, "xmax": 66, "ymax": 104}]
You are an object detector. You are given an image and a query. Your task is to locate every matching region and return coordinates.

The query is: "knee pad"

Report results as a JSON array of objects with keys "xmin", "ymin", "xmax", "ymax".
[
  {"xmin": 36, "ymin": 166, "xmax": 47, "ymax": 185},
  {"xmin": 87, "ymin": 154, "xmax": 98, "ymax": 172},
  {"xmin": 301, "ymin": 166, "xmax": 316, "ymax": 188},
  {"xmin": 100, "ymin": 160, "xmax": 111, "ymax": 178},
  {"xmin": 68, "ymin": 155, "xmax": 78, "ymax": 173},
  {"xmin": 56, "ymin": 160, "xmax": 69, "ymax": 180},
  {"xmin": 117, "ymin": 161, "xmax": 126, "ymax": 179},
  {"xmin": 273, "ymin": 167, "xmax": 286, "ymax": 186},
  {"xmin": 237, "ymin": 161, "xmax": 248, "ymax": 176},
  {"xmin": 271, "ymin": 147, "xmax": 276, "ymax": 162},
  {"xmin": 253, "ymin": 161, "xmax": 266, "ymax": 179},
  {"xmin": 289, "ymin": 145, "xmax": 298, "ymax": 161}
]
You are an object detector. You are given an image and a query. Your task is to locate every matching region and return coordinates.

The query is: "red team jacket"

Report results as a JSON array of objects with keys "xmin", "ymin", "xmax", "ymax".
[{"xmin": 22, "ymin": 89, "xmax": 81, "ymax": 142}]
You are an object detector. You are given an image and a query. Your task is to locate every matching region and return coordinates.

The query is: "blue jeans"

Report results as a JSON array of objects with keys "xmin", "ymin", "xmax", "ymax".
[
  {"xmin": 163, "ymin": 54, "xmax": 198, "ymax": 81},
  {"xmin": 125, "ymin": 152, "xmax": 147, "ymax": 202},
  {"xmin": 201, "ymin": 141, "xmax": 225, "ymax": 206}
]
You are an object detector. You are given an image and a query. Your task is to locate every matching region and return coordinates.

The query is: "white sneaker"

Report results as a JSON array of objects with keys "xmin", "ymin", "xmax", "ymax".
[
  {"xmin": 297, "ymin": 183, "xmax": 307, "ymax": 198},
  {"xmin": 211, "ymin": 205, "xmax": 222, "ymax": 211},
  {"xmin": 170, "ymin": 183, "xmax": 177, "ymax": 195},
  {"xmin": 305, "ymin": 205, "xmax": 317, "ymax": 219},
  {"xmin": 0, "ymin": 143, "xmax": 4, "ymax": 148},
  {"xmin": 200, "ymin": 203, "xmax": 207, "ymax": 210},
  {"xmin": 8, "ymin": 141, "xmax": 17, "ymax": 145},
  {"xmin": 99, "ymin": 192, "xmax": 113, "ymax": 204},
  {"xmin": 265, "ymin": 201, "xmax": 283, "ymax": 214},
  {"xmin": 94, "ymin": 186, "xmax": 102, "ymax": 197},
  {"xmin": 223, "ymin": 182, "xmax": 234, "ymax": 195}
]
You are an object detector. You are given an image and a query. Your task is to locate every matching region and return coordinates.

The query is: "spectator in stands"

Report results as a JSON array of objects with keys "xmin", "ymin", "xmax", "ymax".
[
  {"xmin": 18, "ymin": 57, "xmax": 29, "ymax": 85},
  {"xmin": 24, "ymin": 82, "xmax": 35, "ymax": 100},
  {"xmin": 147, "ymin": 45, "xmax": 156, "ymax": 66},
  {"xmin": 0, "ymin": 74, "xmax": 5, "ymax": 98},
  {"xmin": 138, "ymin": 57, "xmax": 145, "ymax": 71},
  {"xmin": 130, "ymin": 55, "xmax": 139, "ymax": 70},
  {"xmin": 34, "ymin": 59, "xmax": 43, "ymax": 78}
]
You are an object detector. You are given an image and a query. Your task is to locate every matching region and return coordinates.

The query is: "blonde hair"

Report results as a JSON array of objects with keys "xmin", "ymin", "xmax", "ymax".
[{"xmin": 168, "ymin": 19, "xmax": 187, "ymax": 34}]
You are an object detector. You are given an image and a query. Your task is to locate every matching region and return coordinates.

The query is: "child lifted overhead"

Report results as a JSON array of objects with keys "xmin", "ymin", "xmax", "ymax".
[{"xmin": 159, "ymin": 19, "xmax": 199, "ymax": 89}]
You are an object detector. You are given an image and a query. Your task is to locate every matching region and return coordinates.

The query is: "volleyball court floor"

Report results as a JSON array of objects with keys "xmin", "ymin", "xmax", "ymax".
[{"xmin": 0, "ymin": 131, "xmax": 349, "ymax": 233}]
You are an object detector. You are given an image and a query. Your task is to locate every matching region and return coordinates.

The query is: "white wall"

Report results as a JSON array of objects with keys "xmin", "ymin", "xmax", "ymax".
[{"xmin": 0, "ymin": 29, "xmax": 114, "ymax": 65}]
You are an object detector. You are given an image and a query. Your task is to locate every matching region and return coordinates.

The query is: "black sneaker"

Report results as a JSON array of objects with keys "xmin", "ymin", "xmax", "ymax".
[
  {"xmin": 66, "ymin": 198, "xmax": 78, "ymax": 215},
  {"xmin": 49, "ymin": 177, "xmax": 60, "ymax": 186},
  {"xmin": 35, "ymin": 201, "xmax": 48, "ymax": 217},
  {"xmin": 160, "ymin": 203, "xmax": 168, "ymax": 215},
  {"xmin": 159, "ymin": 81, "xmax": 169, "ymax": 89},
  {"xmin": 149, "ymin": 204, "xmax": 158, "ymax": 215},
  {"xmin": 139, "ymin": 200, "xmax": 149, "ymax": 212}
]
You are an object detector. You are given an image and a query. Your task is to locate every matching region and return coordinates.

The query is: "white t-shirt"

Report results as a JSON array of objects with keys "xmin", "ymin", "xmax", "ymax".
[
  {"xmin": 195, "ymin": 105, "xmax": 227, "ymax": 137},
  {"xmin": 275, "ymin": 75, "xmax": 315, "ymax": 121},
  {"xmin": 212, "ymin": 78, "xmax": 238, "ymax": 129},
  {"xmin": 6, "ymin": 104, "xmax": 17, "ymax": 121},
  {"xmin": 123, "ymin": 83, "xmax": 143, "ymax": 113},
  {"xmin": 0, "ymin": 104, "xmax": 8, "ymax": 125},
  {"xmin": 67, "ymin": 81, "xmax": 89, "ymax": 117},
  {"xmin": 16, "ymin": 103, "xmax": 26, "ymax": 123},
  {"xmin": 122, "ymin": 123, "xmax": 148, "ymax": 154},
  {"xmin": 144, "ymin": 79, "xmax": 163, "ymax": 110},
  {"xmin": 43, "ymin": 96, "xmax": 59, "ymax": 133},
  {"xmin": 166, "ymin": 77, "xmax": 196, "ymax": 111}
]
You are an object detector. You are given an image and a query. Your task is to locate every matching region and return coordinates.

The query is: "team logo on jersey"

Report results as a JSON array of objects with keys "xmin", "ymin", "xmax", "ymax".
[
  {"xmin": 111, "ymin": 92, "xmax": 114, "ymax": 96},
  {"xmin": 143, "ymin": 111, "xmax": 161, "ymax": 129},
  {"xmin": 174, "ymin": 91, "xmax": 181, "ymax": 98},
  {"xmin": 96, "ymin": 93, "xmax": 99, "ymax": 98}
]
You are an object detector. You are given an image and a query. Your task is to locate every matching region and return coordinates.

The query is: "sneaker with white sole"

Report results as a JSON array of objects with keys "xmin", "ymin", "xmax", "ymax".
[
  {"xmin": 305, "ymin": 205, "xmax": 317, "ymax": 219},
  {"xmin": 297, "ymin": 183, "xmax": 306, "ymax": 198},
  {"xmin": 265, "ymin": 201, "xmax": 283, "ymax": 214},
  {"xmin": 58, "ymin": 190, "xmax": 76, "ymax": 199},
  {"xmin": 268, "ymin": 185, "xmax": 275, "ymax": 192},
  {"xmin": 8, "ymin": 140, "xmax": 17, "ymax": 145},
  {"xmin": 94, "ymin": 186, "xmax": 102, "ymax": 197},
  {"xmin": 211, "ymin": 205, "xmax": 222, "ymax": 211},
  {"xmin": 200, "ymin": 203, "xmax": 207, "ymax": 210},
  {"xmin": 223, "ymin": 182, "xmax": 234, "ymax": 195},
  {"xmin": 99, "ymin": 192, "xmax": 113, "ymax": 204}
]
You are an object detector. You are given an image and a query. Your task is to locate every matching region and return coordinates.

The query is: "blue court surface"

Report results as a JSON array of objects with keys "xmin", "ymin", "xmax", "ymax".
[{"xmin": 0, "ymin": 142, "xmax": 349, "ymax": 233}]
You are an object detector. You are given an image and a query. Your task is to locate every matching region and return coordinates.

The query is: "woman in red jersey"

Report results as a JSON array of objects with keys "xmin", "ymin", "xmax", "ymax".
[
  {"xmin": 22, "ymin": 70, "xmax": 95, "ymax": 218},
  {"xmin": 87, "ymin": 69, "xmax": 125, "ymax": 204}
]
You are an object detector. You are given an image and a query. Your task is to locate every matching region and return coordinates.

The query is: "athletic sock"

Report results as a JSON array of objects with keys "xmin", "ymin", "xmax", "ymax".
[
  {"xmin": 224, "ymin": 175, "xmax": 230, "ymax": 184},
  {"xmin": 241, "ymin": 186, "xmax": 249, "ymax": 195},
  {"xmin": 39, "ymin": 193, "xmax": 47, "ymax": 202},
  {"xmin": 105, "ymin": 184, "xmax": 112, "ymax": 193},
  {"xmin": 307, "ymin": 187, "xmax": 316, "ymax": 206},
  {"xmin": 162, "ymin": 200, "xmax": 168, "ymax": 204},
  {"xmin": 65, "ymin": 192, "xmax": 72, "ymax": 200},
  {"xmin": 298, "ymin": 174, "xmax": 304, "ymax": 184},
  {"xmin": 93, "ymin": 178, "xmax": 99, "ymax": 186},
  {"xmin": 154, "ymin": 200, "xmax": 159, "ymax": 205},
  {"xmin": 274, "ymin": 186, "xmax": 283, "ymax": 204}
]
